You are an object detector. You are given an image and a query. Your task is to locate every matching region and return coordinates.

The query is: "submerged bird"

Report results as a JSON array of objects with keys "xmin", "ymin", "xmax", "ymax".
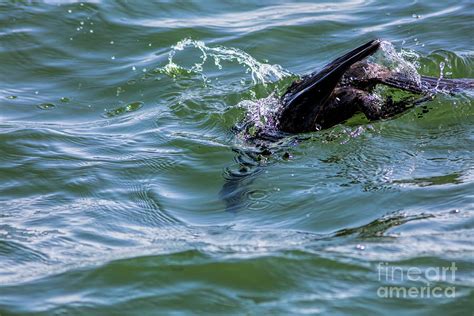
[
  {"xmin": 278, "ymin": 39, "xmax": 473, "ymax": 133},
  {"xmin": 220, "ymin": 39, "xmax": 473, "ymax": 212}
]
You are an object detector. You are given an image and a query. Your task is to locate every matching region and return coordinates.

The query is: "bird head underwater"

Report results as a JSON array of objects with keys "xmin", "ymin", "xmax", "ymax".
[{"xmin": 221, "ymin": 39, "xmax": 473, "ymax": 212}]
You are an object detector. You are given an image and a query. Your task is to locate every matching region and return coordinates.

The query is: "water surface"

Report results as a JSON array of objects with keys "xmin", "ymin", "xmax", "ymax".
[{"xmin": 0, "ymin": 1, "xmax": 473, "ymax": 315}]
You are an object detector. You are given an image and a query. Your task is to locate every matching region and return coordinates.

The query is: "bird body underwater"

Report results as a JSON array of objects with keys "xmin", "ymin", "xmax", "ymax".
[
  {"xmin": 277, "ymin": 39, "xmax": 473, "ymax": 134},
  {"xmin": 220, "ymin": 39, "xmax": 473, "ymax": 213}
]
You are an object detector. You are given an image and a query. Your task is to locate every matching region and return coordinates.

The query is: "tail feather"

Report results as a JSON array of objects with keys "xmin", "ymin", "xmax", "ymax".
[
  {"xmin": 379, "ymin": 75, "xmax": 425, "ymax": 94},
  {"xmin": 420, "ymin": 76, "xmax": 474, "ymax": 93},
  {"xmin": 378, "ymin": 74, "xmax": 474, "ymax": 95}
]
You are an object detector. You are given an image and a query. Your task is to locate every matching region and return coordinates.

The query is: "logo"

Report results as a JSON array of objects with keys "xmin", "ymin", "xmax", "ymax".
[{"xmin": 376, "ymin": 262, "xmax": 457, "ymax": 298}]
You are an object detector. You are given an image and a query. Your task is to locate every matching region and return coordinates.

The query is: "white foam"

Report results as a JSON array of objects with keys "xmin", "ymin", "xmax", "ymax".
[{"xmin": 163, "ymin": 38, "xmax": 291, "ymax": 85}]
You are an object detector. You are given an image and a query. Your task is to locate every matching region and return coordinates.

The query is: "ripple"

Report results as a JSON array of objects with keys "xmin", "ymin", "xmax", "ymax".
[
  {"xmin": 0, "ymin": 1, "xmax": 473, "ymax": 314},
  {"xmin": 394, "ymin": 172, "xmax": 464, "ymax": 187},
  {"xmin": 128, "ymin": 1, "xmax": 364, "ymax": 32},
  {"xmin": 103, "ymin": 101, "xmax": 144, "ymax": 118},
  {"xmin": 36, "ymin": 102, "xmax": 56, "ymax": 110}
]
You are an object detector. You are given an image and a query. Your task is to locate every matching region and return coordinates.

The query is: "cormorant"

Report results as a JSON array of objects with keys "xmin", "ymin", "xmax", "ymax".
[{"xmin": 278, "ymin": 39, "xmax": 473, "ymax": 133}]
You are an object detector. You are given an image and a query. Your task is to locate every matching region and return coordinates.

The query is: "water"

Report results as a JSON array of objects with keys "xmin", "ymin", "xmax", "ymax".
[{"xmin": 1, "ymin": 1, "xmax": 473, "ymax": 314}]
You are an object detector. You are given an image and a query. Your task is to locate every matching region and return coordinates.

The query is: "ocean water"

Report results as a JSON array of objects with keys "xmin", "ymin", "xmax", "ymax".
[{"xmin": 0, "ymin": 1, "xmax": 473, "ymax": 315}]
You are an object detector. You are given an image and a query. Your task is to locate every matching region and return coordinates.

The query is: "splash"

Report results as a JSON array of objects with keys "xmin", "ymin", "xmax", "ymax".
[
  {"xmin": 237, "ymin": 93, "xmax": 283, "ymax": 139},
  {"xmin": 375, "ymin": 41, "xmax": 421, "ymax": 85},
  {"xmin": 161, "ymin": 38, "xmax": 291, "ymax": 85},
  {"xmin": 367, "ymin": 41, "xmax": 424, "ymax": 104},
  {"xmin": 434, "ymin": 61, "xmax": 446, "ymax": 91}
]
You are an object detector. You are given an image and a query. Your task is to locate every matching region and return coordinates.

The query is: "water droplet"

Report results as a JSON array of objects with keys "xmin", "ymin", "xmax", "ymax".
[
  {"xmin": 116, "ymin": 86, "xmax": 124, "ymax": 97},
  {"xmin": 60, "ymin": 97, "xmax": 70, "ymax": 103},
  {"xmin": 69, "ymin": 37, "xmax": 73, "ymax": 41},
  {"xmin": 356, "ymin": 244, "xmax": 366, "ymax": 250},
  {"xmin": 111, "ymin": 56, "xmax": 115, "ymax": 60},
  {"xmin": 148, "ymin": 43, "xmax": 152, "ymax": 47},
  {"xmin": 37, "ymin": 103, "xmax": 56, "ymax": 110},
  {"xmin": 35, "ymin": 91, "xmax": 39, "ymax": 95},
  {"xmin": 142, "ymin": 68, "xmax": 147, "ymax": 72},
  {"xmin": 80, "ymin": 21, "xmax": 84, "ymax": 25},
  {"xmin": 89, "ymin": 29, "xmax": 94, "ymax": 33},
  {"xmin": 6, "ymin": 95, "xmax": 17, "ymax": 99},
  {"xmin": 68, "ymin": 9, "xmax": 72, "ymax": 13},
  {"xmin": 132, "ymin": 66, "xmax": 136, "ymax": 71},
  {"xmin": 125, "ymin": 101, "xmax": 143, "ymax": 111},
  {"xmin": 110, "ymin": 40, "xmax": 114, "ymax": 44}
]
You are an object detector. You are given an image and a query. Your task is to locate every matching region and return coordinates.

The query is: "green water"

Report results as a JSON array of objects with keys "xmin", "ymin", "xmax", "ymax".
[{"xmin": 1, "ymin": 1, "xmax": 473, "ymax": 315}]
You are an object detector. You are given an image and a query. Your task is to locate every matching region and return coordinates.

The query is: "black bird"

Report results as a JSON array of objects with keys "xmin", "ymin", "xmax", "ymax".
[
  {"xmin": 278, "ymin": 39, "xmax": 473, "ymax": 133},
  {"xmin": 220, "ymin": 39, "xmax": 473, "ymax": 212}
]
